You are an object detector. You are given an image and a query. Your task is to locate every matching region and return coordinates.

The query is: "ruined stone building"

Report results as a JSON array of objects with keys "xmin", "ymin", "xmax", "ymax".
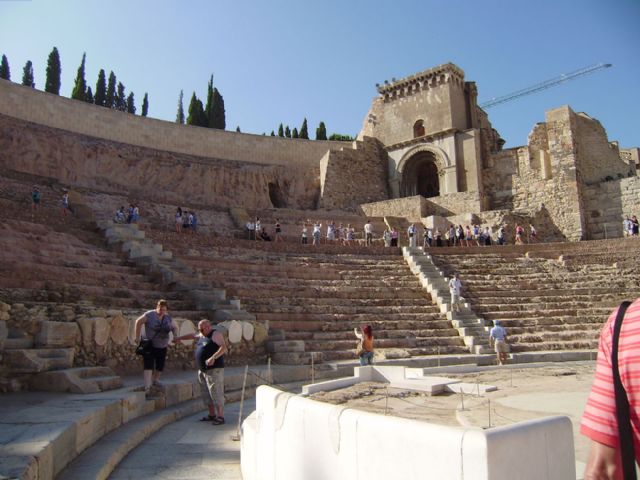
[{"xmin": 0, "ymin": 63, "xmax": 638, "ymax": 241}]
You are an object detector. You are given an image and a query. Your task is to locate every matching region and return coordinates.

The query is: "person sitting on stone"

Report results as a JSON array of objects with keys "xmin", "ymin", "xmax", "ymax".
[
  {"xmin": 258, "ymin": 227, "xmax": 271, "ymax": 241},
  {"xmin": 114, "ymin": 206, "xmax": 126, "ymax": 223},
  {"xmin": 489, "ymin": 320, "xmax": 509, "ymax": 366}
]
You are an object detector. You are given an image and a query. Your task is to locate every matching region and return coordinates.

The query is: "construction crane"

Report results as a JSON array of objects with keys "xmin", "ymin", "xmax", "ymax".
[{"xmin": 480, "ymin": 63, "xmax": 612, "ymax": 109}]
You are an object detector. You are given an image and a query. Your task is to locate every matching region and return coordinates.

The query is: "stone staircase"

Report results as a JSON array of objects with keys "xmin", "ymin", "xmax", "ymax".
[
  {"xmin": 428, "ymin": 239, "xmax": 640, "ymax": 353},
  {"xmin": 402, "ymin": 247, "xmax": 491, "ymax": 354}
]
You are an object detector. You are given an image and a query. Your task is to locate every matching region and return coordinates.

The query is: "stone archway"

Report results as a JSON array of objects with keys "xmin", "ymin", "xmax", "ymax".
[{"xmin": 400, "ymin": 150, "xmax": 441, "ymax": 198}]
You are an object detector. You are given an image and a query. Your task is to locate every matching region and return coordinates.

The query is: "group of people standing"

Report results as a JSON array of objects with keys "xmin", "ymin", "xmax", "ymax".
[
  {"xmin": 174, "ymin": 207, "xmax": 197, "ymax": 233},
  {"xmin": 400, "ymin": 222, "xmax": 538, "ymax": 248},
  {"xmin": 135, "ymin": 300, "xmax": 227, "ymax": 426},
  {"xmin": 114, "ymin": 204, "xmax": 140, "ymax": 224},
  {"xmin": 302, "ymin": 220, "xmax": 357, "ymax": 245},
  {"xmin": 30, "ymin": 185, "xmax": 74, "ymax": 219},
  {"xmin": 245, "ymin": 217, "xmax": 282, "ymax": 242}
]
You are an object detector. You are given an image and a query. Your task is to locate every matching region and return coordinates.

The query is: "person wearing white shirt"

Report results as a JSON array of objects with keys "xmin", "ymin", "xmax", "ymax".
[
  {"xmin": 448, "ymin": 273, "xmax": 462, "ymax": 313},
  {"xmin": 364, "ymin": 220, "xmax": 373, "ymax": 246}
]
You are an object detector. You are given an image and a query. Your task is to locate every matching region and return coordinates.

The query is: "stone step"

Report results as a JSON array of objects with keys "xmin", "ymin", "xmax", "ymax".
[
  {"xmin": 3, "ymin": 337, "xmax": 35, "ymax": 349},
  {"xmin": 31, "ymin": 366, "xmax": 123, "ymax": 394},
  {"xmin": 3, "ymin": 348, "xmax": 74, "ymax": 373}
]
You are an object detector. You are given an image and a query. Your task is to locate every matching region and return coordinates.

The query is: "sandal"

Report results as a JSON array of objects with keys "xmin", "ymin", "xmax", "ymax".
[
  {"xmin": 199, "ymin": 415, "xmax": 216, "ymax": 422},
  {"xmin": 211, "ymin": 416, "xmax": 225, "ymax": 425}
]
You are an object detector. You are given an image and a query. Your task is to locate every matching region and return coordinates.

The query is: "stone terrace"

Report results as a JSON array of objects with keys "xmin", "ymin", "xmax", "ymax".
[
  {"xmin": 428, "ymin": 238, "xmax": 640, "ymax": 352},
  {"xmin": 142, "ymin": 230, "xmax": 469, "ymax": 364}
]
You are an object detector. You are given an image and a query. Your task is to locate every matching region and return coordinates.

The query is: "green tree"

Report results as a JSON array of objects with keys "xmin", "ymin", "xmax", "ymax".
[
  {"xmin": 115, "ymin": 82, "xmax": 127, "ymax": 111},
  {"xmin": 315, "ymin": 121, "xmax": 327, "ymax": 140},
  {"xmin": 105, "ymin": 71, "xmax": 116, "ymax": 108},
  {"xmin": 141, "ymin": 93, "xmax": 149, "ymax": 116},
  {"xmin": 0, "ymin": 54, "xmax": 10, "ymax": 80},
  {"xmin": 299, "ymin": 118, "xmax": 309, "ymax": 139},
  {"xmin": 126, "ymin": 92, "xmax": 136, "ymax": 114},
  {"xmin": 205, "ymin": 75, "xmax": 214, "ymax": 127},
  {"xmin": 71, "ymin": 53, "xmax": 88, "ymax": 100},
  {"xmin": 210, "ymin": 87, "xmax": 226, "ymax": 129},
  {"xmin": 329, "ymin": 133, "xmax": 355, "ymax": 141},
  {"xmin": 45, "ymin": 47, "xmax": 61, "ymax": 94},
  {"xmin": 85, "ymin": 86, "xmax": 94, "ymax": 104},
  {"xmin": 176, "ymin": 90, "xmax": 185, "ymax": 124},
  {"xmin": 292, "ymin": 127, "xmax": 299, "ymax": 138},
  {"xmin": 22, "ymin": 60, "xmax": 35, "ymax": 88},
  {"xmin": 94, "ymin": 69, "xmax": 106, "ymax": 106},
  {"xmin": 187, "ymin": 92, "xmax": 206, "ymax": 126},
  {"xmin": 270, "ymin": 130, "xmax": 275, "ymax": 136},
  {"xmin": 285, "ymin": 126, "xmax": 291, "ymax": 138},
  {"xmin": 278, "ymin": 123, "xmax": 284, "ymax": 137}
]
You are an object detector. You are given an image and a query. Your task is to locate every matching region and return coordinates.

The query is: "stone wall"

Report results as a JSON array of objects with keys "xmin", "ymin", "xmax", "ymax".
[
  {"xmin": 0, "ymin": 114, "xmax": 320, "ymax": 210},
  {"xmin": 319, "ymin": 137, "xmax": 389, "ymax": 210},
  {"xmin": 0, "ymin": 78, "xmax": 347, "ymax": 169},
  {"xmin": 582, "ymin": 176, "xmax": 640, "ymax": 239},
  {"xmin": 573, "ymin": 112, "xmax": 633, "ymax": 184},
  {"xmin": 360, "ymin": 191, "xmax": 485, "ymax": 222}
]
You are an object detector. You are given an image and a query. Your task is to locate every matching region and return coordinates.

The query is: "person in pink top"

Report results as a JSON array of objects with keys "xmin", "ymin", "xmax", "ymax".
[{"xmin": 581, "ymin": 298, "xmax": 640, "ymax": 479}]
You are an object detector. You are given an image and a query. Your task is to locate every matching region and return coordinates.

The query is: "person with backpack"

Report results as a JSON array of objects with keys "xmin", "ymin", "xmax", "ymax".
[{"xmin": 581, "ymin": 299, "xmax": 640, "ymax": 479}]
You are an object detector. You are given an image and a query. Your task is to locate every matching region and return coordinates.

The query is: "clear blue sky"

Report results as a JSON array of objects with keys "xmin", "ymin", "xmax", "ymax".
[{"xmin": 1, "ymin": 0, "xmax": 638, "ymax": 148}]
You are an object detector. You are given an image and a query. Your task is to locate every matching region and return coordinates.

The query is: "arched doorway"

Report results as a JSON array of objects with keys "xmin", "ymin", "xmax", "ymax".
[{"xmin": 400, "ymin": 151, "xmax": 440, "ymax": 198}]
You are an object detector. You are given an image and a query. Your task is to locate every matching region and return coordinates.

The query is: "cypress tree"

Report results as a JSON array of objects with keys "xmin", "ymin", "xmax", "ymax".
[
  {"xmin": 115, "ymin": 82, "xmax": 127, "ymax": 111},
  {"xmin": 205, "ymin": 75, "xmax": 214, "ymax": 127},
  {"xmin": 270, "ymin": 130, "xmax": 275, "ymax": 136},
  {"xmin": 45, "ymin": 47, "xmax": 61, "ymax": 94},
  {"xmin": 299, "ymin": 118, "xmax": 309, "ymax": 139},
  {"xmin": 176, "ymin": 90, "xmax": 185, "ymax": 124},
  {"xmin": 105, "ymin": 71, "xmax": 116, "ymax": 108},
  {"xmin": 126, "ymin": 92, "xmax": 136, "ymax": 114},
  {"xmin": 141, "ymin": 93, "xmax": 149, "ymax": 116},
  {"xmin": 71, "ymin": 53, "xmax": 88, "ymax": 100},
  {"xmin": 315, "ymin": 121, "xmax": 327, "ymax": 140},
  {"xmin": 285, "ymin": 126, "xmax": 291, "ymax": 138},
  {"xmin": 0, "ymin": 54, "xmax": 10, "ymax": 80},
  {"xmin": 211, "ymin": 87, "xmax": 226, "ymax": 129},
  {"xmin": 278, "ymin": 123, "xmax": 284, "ymax": 137},
  {"xmin": 22, "ymin": 61, "xmax": 35, "ymax": 88},
  {"xmin": 94, "ymin": 69, "xmax": 106, "ymax": 107},
  {"xmin": 292, "ymin": 127, "xmax": 299, "ymax": 138},
  {"xmin": 85, "ymin": 86, "xmax": 94, "ymax": 104},
  {"xmin": 187, "ymin": 92, "xmax": 206, "ymax": 126}
]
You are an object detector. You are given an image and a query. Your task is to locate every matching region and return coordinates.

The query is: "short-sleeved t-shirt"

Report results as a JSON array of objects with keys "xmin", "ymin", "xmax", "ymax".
[
  {"xmin": 581, "ymin": 299, "xmax": 640, "ymax": 460},
  {"xmin": 143, "ymin": 310, "xmax": 177, "ymax": 348},
  {"xmin": 490, "ymin": 325, "xmax": 507, "ymax": 341}
]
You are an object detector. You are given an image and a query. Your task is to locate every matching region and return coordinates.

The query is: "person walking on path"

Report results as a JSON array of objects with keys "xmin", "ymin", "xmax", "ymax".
[
  {"xmin": 364, "ymin": 220, "xmax": 373, "ymax": 246},
  {"xmin": 275, "ymin": 218, "xmax": 282, "ymax": 242},
  {"xmin": 134, "ymin": 299, "xmax": 179, "ymax": 396},
  {"xmin": 176, "ymin": 319, "xmax": 227, "ymax": 425},
  {"xmin": 581, "ymin": 298, "xmax": 640, "ymax": 480},
  {"xmin": 354, "ymin": 325, "xmax": 374, "ymax": 366},
  {"xmin": 489, "ymin": 320, "xmax": 509, "ymax": 366},
  {"xmin": 407, "ymin": 223, "xmax": 417, "ymax": 248},
  {"xmin": 448, "ymin": 273, "xmax": 462, "ymax": 313}
]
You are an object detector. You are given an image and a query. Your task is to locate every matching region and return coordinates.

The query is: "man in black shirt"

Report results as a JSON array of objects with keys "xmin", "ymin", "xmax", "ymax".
[{"xmin": 176, "ymin": 319, "xmax": 227, "ymax": 425}]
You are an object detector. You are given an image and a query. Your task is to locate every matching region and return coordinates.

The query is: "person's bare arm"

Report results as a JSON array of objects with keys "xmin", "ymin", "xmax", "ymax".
[
  {"xmin": 205, "ymin": 331, "xmax": 228, "ymax": 366},
  {"xmin": 584, "ymin": 439, "xmax": 623, "ymax": 480},
  {"xmin": 134, "ymin": 314, "xmax": 147, "ymax": 341}
]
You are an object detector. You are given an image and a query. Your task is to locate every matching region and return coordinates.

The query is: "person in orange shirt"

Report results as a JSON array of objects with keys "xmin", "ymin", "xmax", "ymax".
[{"xmin": 354, "ymin": 325, "xmax": 374, "ymax": 366}]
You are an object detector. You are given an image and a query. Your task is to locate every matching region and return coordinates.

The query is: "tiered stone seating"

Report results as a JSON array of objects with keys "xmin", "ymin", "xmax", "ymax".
[
  {"xmin": 429, "ymin": 239, "xmax": 640, "ymax": 353},
  {"xmin": 144, "ymin": 231, "xmax": 468, "ymax": 364},
  {"xmin": 0, "ymin": 173, "xmax": 207, "ymax": 392}
]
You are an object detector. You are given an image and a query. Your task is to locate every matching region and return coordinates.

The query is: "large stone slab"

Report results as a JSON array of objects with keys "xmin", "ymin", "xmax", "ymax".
[{"xmin": 35, "ymin": 321, "xmax": 80, "ymax": 348}]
